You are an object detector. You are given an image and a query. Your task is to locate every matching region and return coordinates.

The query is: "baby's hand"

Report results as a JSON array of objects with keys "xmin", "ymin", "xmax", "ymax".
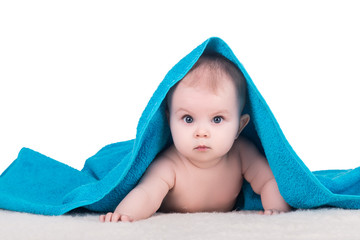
[
  {"xmin": 99, "ymin": 212, "xmax": 133, "ymax": 222},
  {"xmin": 258, "ymin": 209, "xmax": 287, "ymax": 215}
]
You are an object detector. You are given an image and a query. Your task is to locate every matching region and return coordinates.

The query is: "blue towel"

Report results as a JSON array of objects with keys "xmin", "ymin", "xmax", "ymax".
[{"xmin": 1, "ymin": 37, "xmax": 360, "ymax": 215}]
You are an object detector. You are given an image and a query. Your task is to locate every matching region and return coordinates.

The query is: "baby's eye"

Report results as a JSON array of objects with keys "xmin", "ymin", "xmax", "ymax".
[
  {"xmin": 183, "ymin": 115, "xmax": 193, "ymax": 124},
  {"xmin": 213, "ymin": 116, "xmax": 223, "ymax": 124}
]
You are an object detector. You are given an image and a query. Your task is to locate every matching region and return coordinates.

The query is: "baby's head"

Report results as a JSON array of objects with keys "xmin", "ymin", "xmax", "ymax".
[
  {"xmin": 166, "ymin": 53, "xmax": 250, "ymax": 166},
  {"xmin": 167, "ymin": 53, "xmax": 247, "ymax": 114}
]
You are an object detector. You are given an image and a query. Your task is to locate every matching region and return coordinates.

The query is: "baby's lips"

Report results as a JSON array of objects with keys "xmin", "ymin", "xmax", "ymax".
[{"xmin": 194, "ymin": 145, "xmax": 211, "ymax": 151}]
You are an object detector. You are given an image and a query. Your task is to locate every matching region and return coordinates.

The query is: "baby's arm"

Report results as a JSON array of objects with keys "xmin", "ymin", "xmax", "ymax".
[
  {"xmin": 100, "ymin": 157, "xmax": 175, "ymax": 222},
  {"xmin": 238, "ymin": 138, "xmax": 291, "ymax": 215}
]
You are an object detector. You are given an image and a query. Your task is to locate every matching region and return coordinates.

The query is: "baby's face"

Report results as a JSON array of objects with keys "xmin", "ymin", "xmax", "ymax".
[{"xmin": 168, "ymin": 69, "xmax": 241, "ymax": 166}]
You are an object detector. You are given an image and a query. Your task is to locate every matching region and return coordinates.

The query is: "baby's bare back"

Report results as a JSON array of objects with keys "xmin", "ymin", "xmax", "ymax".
[{"xmin": 159, "ymin": 145, "xmax": 243, "ymax": 213}]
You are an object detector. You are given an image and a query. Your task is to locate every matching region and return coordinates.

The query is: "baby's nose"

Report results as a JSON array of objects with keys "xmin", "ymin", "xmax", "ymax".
[{"xmin": 194, "ymin": 128, "xmax": 210, "ymax": 138}]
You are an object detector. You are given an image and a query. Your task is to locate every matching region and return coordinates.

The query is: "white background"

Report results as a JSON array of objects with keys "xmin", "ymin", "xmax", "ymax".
[{"xmin": 1, "ymin": 0, "xmax": 359, "ymax": 173}]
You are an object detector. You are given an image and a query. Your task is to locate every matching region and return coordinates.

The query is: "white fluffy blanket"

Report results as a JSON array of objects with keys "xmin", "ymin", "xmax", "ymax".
[{"xmin": 1, "ymin": 209, "xmax": 360, "ymax": 240}]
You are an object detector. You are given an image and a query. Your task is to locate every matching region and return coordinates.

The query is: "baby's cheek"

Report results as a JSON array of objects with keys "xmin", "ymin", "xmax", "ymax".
[
  {"xmin": 171, "ymin": 127, "xmax": 191, "ymax": 150},
  {"xmin": 220, "ymin": 139, "xmax": 234, "ymax": 154},
  {"xmin": 170, "ymin": 122, "xmax": 182, "ymax": 140},
  {"xmin": 214, "ymin": 130, "xmax": 236, "ymax": 153}
]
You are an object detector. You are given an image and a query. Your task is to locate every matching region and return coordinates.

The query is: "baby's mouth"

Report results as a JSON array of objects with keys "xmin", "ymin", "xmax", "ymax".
[{"xmin": 194, "ymin": 145, "xmax": 210, "ymax": 151}]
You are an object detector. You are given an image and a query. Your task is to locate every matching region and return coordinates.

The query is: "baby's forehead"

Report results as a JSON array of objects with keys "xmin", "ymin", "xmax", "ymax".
[
  {"xmin": 180, "ymin": 64, "xmax": 239, "ymax": 95},
  {"xmin": 167, "ymin": 54, "xmax": 247, "ymax": 111}
]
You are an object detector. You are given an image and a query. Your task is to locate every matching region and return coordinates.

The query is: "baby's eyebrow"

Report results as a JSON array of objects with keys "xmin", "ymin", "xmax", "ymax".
[
  {"xmin": 212, "ymin": 110, "xmax": 230, "ymax": 116},
  {"xmin": 175, "ymin": 108, "xmax": 192, "ymax": 114},
  {"xmin": 175, "ymin": 108, "xmax": 230, "ymax": 116}
]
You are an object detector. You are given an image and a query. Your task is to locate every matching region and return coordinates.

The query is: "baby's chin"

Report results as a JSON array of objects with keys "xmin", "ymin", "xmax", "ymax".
[{"xmin": 184, "ymin": 153, "xmax": 228, "ymax": 168}]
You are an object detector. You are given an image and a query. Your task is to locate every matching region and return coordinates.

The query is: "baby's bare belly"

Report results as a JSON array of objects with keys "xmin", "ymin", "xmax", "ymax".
[
  {"xmin": 158, "ymin": 144, "xmax": 243, "ymax": 213},
  {"xmin": 160, "ymin": 193, "xmax": 239, "ymax": 213},
  {"xmin": 159, "ymin": 179, "xmax": 242, "ymax": 213}
]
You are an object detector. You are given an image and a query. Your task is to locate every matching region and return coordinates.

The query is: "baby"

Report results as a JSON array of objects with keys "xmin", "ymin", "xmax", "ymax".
[{"xmin": 100, "ymin": 54, "xmax": 291, "ymax": 222}]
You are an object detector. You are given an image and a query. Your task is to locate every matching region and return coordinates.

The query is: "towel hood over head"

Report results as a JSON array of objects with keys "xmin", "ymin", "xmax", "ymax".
[{"xmin": 1, "ymin": 37, "xmax": 360, "ymax": 215}]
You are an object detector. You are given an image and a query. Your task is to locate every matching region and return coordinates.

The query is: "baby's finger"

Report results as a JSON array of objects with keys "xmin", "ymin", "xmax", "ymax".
[
  {"xmin": 120, "ymin": 215, "xmax": 133, "ymax": 222},
  {"xmin": 273, "ymin": 210, "xmax": 281, "ymax": 215},
  {"xmin": 111, "ymin": 212, "xmax": 121, "ymax": 222},
  {"xmin": 99, "ymin": 215, "xmax": 105, "ymax": 222},
  {"xmin": 105, "ymin": 212, "xmax": 113, "ymax": 222},
  {"xmin": 264, "ymin": 209, "xmax": 281, "ymax": 215},
  {"xmin": 264, "ymin": 209, "xmax": 274, "ymax": 215}
]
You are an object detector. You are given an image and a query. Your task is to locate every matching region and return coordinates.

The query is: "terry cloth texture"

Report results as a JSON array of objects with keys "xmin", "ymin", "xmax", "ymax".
[{"xmin": 1, "ymin": 37, "xmax": 360, "ymax": 215}]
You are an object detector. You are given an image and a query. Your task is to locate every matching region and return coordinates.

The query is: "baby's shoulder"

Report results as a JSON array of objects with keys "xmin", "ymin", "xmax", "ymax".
[
  {"xmin": 142, "ymin": 146, "xmax": 178, "ymax": 183},
  {"xmin": 150, "ymin": 145, "xmax": 179, "ymax": 170}
]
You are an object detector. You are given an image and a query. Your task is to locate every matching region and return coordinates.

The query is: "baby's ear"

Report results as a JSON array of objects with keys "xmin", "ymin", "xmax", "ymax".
[{"xmin": 236, "ymin": 114, "xmax": 250, "ymax": 138}]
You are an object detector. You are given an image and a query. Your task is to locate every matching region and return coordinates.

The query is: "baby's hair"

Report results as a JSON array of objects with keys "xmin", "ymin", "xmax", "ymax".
[{"xmin": 167, "ymin": 53, "xmax": 247, "ymax": 113}]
